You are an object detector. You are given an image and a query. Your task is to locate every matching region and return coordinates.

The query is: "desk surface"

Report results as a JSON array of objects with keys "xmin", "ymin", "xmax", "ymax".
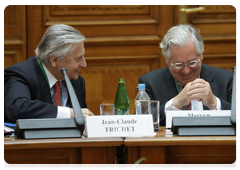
[
  {"xmin": 125, "ymin": 127, "xmax": 236, "ymax": 146},
  {"xmin": 5, "ymin": 128, "xmax": 235, "ymax": 148},
  {"xmin": 4, "ymin": 136, "xmax": 124, "ymax": 150}
]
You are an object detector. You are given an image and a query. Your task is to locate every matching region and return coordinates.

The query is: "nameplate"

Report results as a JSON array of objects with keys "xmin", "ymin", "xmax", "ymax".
[
  {"xmin": 166, "ymin": 110, "xmax": 231, "ymax": 129},
  {"xmin": 86, "ymin": 115, "xmax": 155, "ymax": 138}
]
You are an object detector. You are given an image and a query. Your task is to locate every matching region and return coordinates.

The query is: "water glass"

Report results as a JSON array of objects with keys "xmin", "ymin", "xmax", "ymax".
[{"xmin": 100, "ymin": 103, "xmax": 115, "ymax": 115}]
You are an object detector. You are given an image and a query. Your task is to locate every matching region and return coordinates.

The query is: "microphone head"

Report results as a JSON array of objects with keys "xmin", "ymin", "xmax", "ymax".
[
  {"xmin": 61, "ymin": 68, "xmax": 67, "ymax": 74},
  {"xmin": 232, "ymin": 66, "xmax": 238, "ymax": 73}
]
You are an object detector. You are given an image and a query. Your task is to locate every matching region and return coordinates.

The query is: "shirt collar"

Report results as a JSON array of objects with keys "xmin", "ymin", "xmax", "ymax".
[{"xmin": 42, "ymin": 64, "xmax": 58, "ymax": 88}]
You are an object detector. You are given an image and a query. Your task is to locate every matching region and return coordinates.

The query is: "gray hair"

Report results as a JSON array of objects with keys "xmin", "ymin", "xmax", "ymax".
[
  {"xmin": 35, "ymin": 24, "xmax": 86, "ymax": 64},
  {"xmin": 160, "ymin": 24, "xmax": 204, "ymax": 61}
]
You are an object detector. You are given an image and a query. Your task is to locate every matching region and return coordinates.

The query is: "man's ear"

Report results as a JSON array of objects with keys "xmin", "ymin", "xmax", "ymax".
[
  {"xmin": 166, "ymin": 59, "xmax": 169, "ymax": 65},
  {"xmin": 49, "ymin": 54, "xmax": 58, "ymax": 67}
]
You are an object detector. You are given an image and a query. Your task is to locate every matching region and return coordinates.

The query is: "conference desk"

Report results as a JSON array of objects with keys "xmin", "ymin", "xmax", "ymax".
[
  {"xmin": 4, "ymin": 127, "xmax": 236, "ymax": 164},
  {"xmin": 4, "ymin": 136, "xmax": 124, "ymax": 164},
  {"xmin": 125, "ymin": 127, "xmax": 236, "ymax": 164}
]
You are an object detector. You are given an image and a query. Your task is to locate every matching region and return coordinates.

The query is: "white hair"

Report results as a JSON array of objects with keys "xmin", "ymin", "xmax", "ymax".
[
  {"xmin": 160, "ymin": 24, "xmax": 204, "ymax": 61},
  {"xmin": 35, "ymin": 24, "xmax": 86, "ymax": 64}
]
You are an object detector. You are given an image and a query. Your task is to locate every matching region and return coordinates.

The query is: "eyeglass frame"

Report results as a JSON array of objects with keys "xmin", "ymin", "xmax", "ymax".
[{"xmin": 170, "ymin": 57, "xmax": 201, "ymax": 69}]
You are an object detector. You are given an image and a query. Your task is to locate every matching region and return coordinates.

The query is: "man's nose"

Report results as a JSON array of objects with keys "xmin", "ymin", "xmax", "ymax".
[
  {"xmin": 79, "ymin": 57, "xmax": 87, "ymax": 67},
  {"xmin": 182, "ymin": 65, "xmax": 191, "ymax": 74}
]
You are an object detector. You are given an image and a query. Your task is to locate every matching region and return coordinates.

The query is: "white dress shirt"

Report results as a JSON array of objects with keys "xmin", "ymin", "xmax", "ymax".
[{"xmin": 42, "ymin": 64, "xmax": 71, "ymax": 118}]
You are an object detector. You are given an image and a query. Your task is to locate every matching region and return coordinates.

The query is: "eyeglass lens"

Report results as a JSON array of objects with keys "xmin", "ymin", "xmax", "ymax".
[{"xmin": 173, "ymin": 60, "xmax": 198, "ymax": 69}]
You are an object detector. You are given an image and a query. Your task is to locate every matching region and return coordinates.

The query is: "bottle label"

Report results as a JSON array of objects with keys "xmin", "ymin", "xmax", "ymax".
[
  {"xmin": 115, "ymin": 108, "xmax": 130, "ymax": 115},
  {"xmin": 135, "ymin": 105, "xmax": 141, "ymax": 115}
]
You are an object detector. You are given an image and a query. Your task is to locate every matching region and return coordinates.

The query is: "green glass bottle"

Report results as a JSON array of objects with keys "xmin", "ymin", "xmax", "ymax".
[{"xmin": 114, "ymin": 78, "xmax": 130, "ymax": 115}]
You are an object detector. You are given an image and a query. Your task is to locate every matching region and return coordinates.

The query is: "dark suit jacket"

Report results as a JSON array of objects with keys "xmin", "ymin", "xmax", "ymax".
[
  {"xmin": 4, "ymin": 57, "xmax": 87, "ymax": 123},
  {"xmin": 139, "ymin": 64, "xmax": 233, "ymax": 126}
]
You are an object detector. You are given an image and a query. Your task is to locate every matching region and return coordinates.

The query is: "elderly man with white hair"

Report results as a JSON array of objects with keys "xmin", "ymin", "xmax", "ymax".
[
  {"xmin": 5, "ymin": 24, "xmax": 94, "ymax": 123},
  {"xmin": 139, "ymin": 24, "xmax": 233, "ymax": 126}
]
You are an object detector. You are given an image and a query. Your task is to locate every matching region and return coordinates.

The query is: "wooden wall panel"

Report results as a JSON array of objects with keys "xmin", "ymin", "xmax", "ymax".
[
  {"xmin": 80, "ymin": 55, "xmax": 158, "ymax": 114},
  {"xmin": 80, "ymin": 147, "xmax": 116, "ymax": 164},
  {"xmin": 166, "ymin": 145, "xmax": 236, "ymax": 164},
  {"xmin": 140, "ymin": 146, "xmax": 166, "ymax": 164},
  {"xmin": 5, "ymin": 147, "xmax": 116, "ymax": 164},
  {"xmin": 5, "ymin": 148, "xmax": 79, "ymax": 164},
  {"xmin": 188, "ymin": 5, "xmax": 236, "ymax": 71},
  {"xmin": 4, "ymin": 50, "xmax": 18, "ymax": 68},
  {"xmin": 43, "ymin": 5, "xmax": 159, "ymax": 27},
  {"xmin": 4, "ymin": 5, "xmax": 26, "ymax": 68}
]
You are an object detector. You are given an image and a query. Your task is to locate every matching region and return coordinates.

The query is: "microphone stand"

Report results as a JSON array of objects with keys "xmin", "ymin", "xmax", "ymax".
[{"xmin": 61, "ymin": 68, "xmax": 85, "ymax": 134}]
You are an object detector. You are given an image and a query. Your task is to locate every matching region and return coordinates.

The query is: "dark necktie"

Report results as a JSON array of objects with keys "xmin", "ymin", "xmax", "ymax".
[{"xmin": 53, "ymin": 81, "xmax": 61, "ymax": 106}]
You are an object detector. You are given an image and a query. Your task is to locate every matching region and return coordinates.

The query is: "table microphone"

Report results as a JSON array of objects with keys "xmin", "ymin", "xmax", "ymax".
[
  {"xmin": 61, "ymin": 68, "xmax": 85, "ymax": 127},
  {"xmin": 231, "ymin": 66, "xmax": 238, "ymax": 124}
]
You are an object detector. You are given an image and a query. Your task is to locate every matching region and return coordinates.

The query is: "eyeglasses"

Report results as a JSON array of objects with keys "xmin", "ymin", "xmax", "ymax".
[{"xmin": 170, "ymin": 58, "xmax": 201, "ymax": 69}]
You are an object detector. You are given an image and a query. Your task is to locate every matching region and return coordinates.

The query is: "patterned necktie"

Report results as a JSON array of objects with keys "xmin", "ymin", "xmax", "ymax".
[
  {"xmin": 53, "ymin": 81, "xmax": 61, "ymax": 106},
  {"xmin": 185, "ymin": 102, "xmax": 192, "ymax": 110}
]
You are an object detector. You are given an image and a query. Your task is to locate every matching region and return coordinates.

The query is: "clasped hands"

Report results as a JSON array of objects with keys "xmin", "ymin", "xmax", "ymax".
[{"xmin": 172, "ymin": 79, "xmax": 217, "ymax": 110}]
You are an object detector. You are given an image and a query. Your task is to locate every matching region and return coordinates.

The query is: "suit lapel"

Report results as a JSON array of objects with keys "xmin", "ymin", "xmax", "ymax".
[
  {"xmin": 161, "ymin": 67, "xmax": 179, "ymax": 103},
  {"xmin": 33, "ymin": 58, "xmax": 52, "ymax": 104}
]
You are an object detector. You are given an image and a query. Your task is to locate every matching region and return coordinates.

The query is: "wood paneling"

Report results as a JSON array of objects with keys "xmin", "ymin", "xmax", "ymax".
[
  {"xmin": 139, "ymin": 146, "xmax": 166, "ymax": 164},
  {"xmin": 4, "ymin": 137, "xmax": 123, "ymax": 164},
  {"xmin": 186, "ymin": 5, "xmax": 236, "ymax": 71},
  {"xmin": 4, "ymin": 5, "xmax": 26, "ymax": 68},
  {"xmin": 125, "ymin": 128, "xmax": 236, "ymax": 164},
  {"xmin": 190, "ymin": 5, "xmax": 236, "ymax": 25},
  {"xmin": 5, "ymin": 148, "xmax": 79, "ymax": 164},
  {"xmin": 5, "ymin": 147, "xmax": 118, "ymax": 164},
  {"xmin": 43, "ymin": 5, "xmax": 159, "ymax": 26},
  {"xmin": 4, "ymin": 51, "xmax": 18, "ymax": 68},
  {"xmin": 166, "ymin": 145, "xmax": 236, "ymax": 164},
  {"xmin": 81, "ymin": 147, "xmax": 116, "ymax": 164}
]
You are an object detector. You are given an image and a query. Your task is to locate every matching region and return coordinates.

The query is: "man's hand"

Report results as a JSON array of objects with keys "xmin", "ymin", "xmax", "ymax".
[
  {"xmin": 70, "ymin": 108, "xmax": 94, "ymax": 119},
  {"xmin": 187, "ymin": 79, "xmax": 217, "ymax": 110},
  {"xmin": 172, "ymin": 82, "xmax": 193, "ymax": 109},
  {"xmin": 81, "ymin": 108, "xmax": 94, "ymax": 119}
]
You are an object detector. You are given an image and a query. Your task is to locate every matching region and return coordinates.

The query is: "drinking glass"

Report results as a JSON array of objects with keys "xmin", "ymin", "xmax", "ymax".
[{"xmin": 100, "ymin": 103, "xmax": 115, "ymax": 115}]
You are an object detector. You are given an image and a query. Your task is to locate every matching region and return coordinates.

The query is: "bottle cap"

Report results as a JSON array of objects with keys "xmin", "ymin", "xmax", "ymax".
[
  {"xmin": 138, "ymin": 84, "xmax": 145, "ymax": 90},
  {"xmin": 118, "ymin": 78, "xmax": 125, "ymax": 83}
]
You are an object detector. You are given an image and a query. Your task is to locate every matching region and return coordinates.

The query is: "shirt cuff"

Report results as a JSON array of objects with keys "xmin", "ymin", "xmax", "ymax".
[
  {"xmin": 165, "ymin": 98, "xmax": 181, "ymax": 114},
  {"xmin": 214, "ymin": 97, "xmax": 221, "ymax": 110},
  {"xmin": 56, "ymin": 106, "xmax": 71, "ymax": 118}
]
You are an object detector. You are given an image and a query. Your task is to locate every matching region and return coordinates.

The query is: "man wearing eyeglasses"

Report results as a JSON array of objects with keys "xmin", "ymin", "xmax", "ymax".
[{"xmin": 139, "ymin": 24, "xmax": 233, "ymax": 126}]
